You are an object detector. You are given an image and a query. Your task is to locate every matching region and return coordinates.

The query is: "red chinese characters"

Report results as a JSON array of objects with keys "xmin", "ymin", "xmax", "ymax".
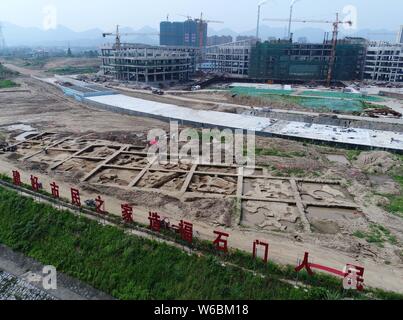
[
  {"xmin": 295, "ymin": 252, "xmax": 365, "ymax": 291},
  {"xmin": 343, "ymin": 264, "xmax": 365, "ymax": 291},
  {"xmin": 179, "ymin": 220, "xmax": 193, "ymax": 244},
  {"xmin": 213, "ymin": 231, "xmax": 229, "ymax": 253},
  {"xmin": 149, "ymin": 212, "xmax": 161, "ymax": 232},
  {"xmin": 30, "ymin": 175, "xmax": 40, "ymax": 191},
  {"xmin": 295, "ymin": 252, "xmax": 314, "ymax": 275},
  {"xmin": 253, "ymin": 240, "xmax": 269, "ymax": 263},
  {"xmin": 50, "ymin": 182, "xmax": 60, "ymax": 198},
  {"xmin": 121, "ymin": 204, "xmax": 134, "ymax": 223},
  {"xmin": 12, "ymin": 170, "xmax": 21, "ymax": 186},
  {"xmin": 71, "ymin": 188, "xmax": 81, "ymax": 207},
  {"xmin": 95, "ymin": 196, "xmax": 105, "ymax": 214}
]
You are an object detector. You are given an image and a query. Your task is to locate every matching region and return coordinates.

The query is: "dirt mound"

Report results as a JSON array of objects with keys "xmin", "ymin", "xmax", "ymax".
[
  {"xmin": 84, "ymin": 131, "xmax": 148, "ymax": 146},
  {"xmin": 355, "ymin": 152, "xmax": 399, "ymax": 174}
]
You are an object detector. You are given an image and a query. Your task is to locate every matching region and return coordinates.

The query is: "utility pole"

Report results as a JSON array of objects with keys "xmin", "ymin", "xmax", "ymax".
[
  {"xmin": 256, "ymin": 0, "xmax": 268, "ymax": 40},
  {"xmin": 0, "ymin": 22, "xmax": 6, "ymax": 51},
  {"xmin": 288, "ymin": 0, "xmax": 302, "ymax": 40}
]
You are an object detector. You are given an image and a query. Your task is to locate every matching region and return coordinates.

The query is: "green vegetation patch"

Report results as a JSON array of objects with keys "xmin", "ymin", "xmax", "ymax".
[
  {"xmin": 230, "ymin": 86, "xmax": 294, "ymax": 97},
  {"xmin": 346, "ymin": 150, "xmax": 361, "ymax": 162},
  {"xmin": 0, "ymin": 64, "xmax": 19, "ymax": 80},
  {"xmin": 254, "ymin": 147, "xmax": 306, "ymax": 158},
  {"xmin": 353, "ymin": 224, "xmax": 398, "ymax": 247},
  {"xmin": 383, "ymin": 175, "xmax": 403, "ymax": 218},
  {"xmin": 0, "ymin": 184, "xmax": 402, "ymax": 299},
  {"xmin": 0, "ymin": 186, "xmax": 338, "ymax": 300},
  {"xmin": 300, "ymin": 90, "xmax": 384, "ymax": 102},
  {"xmin": 0, "ymin": 79, "xmax": 19, "ymax": 89},
  {"xmin": 47, "ymin": 66, "xmax": 99, "ymax": 75},
  {"xmin": 230, "ymin": 87, "xmax": 382, "ymax": 113}
]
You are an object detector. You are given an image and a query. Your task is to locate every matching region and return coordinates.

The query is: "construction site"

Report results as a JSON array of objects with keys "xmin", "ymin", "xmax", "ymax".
[
  {"xmin": 0, "ymin": 56, "xmax": 402, "ymax": 296},
  {"xmin": 0, "ymin": 0, "xmax": 402, "ymax": 302}
]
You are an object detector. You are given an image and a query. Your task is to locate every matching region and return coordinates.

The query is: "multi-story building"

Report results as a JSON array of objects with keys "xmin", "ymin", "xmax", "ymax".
[
  {"xmin": 249, "ymin": 38, "xmax": 367, "ymax": 82},
  {"xmin": 160, "ymin": 19, "xmax": 208, "ymax": 48},
  {"xmin": 205, "ymin": 39, "xmax": 256, "ymax": 78},
  {"xmin": 364, "ymin": 41, "xmax": 403, "ymax": 83},
  {"xmin": 100, "ymin": 43, "xmax": 198, "ymax": 83},
  {"xmin": 397, "ymin": 25, "xmax": 403, "ymax": 44}
]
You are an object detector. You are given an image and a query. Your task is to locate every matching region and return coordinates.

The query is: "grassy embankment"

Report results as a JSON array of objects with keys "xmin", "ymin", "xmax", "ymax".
[
  {"xmin": 0, "ymin": 64, "xmax": 19, "ymax": 89},
  {"xmin": 46, "ymin": 66, "xmax": 99, "ymax": 75},
  {"xmin": 0, "ymin": 176, "xmax": 402, "ymax": 300}
]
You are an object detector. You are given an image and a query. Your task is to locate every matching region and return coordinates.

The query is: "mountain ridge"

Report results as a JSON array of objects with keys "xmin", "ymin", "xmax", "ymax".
[{"xmin": 0, "ymin": 21, "xmax": 399, "ymax": 47}]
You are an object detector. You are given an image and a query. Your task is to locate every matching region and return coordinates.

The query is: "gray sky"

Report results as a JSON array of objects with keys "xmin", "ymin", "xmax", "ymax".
[{"xmin": 0, "ymin": 0, "xmax": 402, "ymax": 32}]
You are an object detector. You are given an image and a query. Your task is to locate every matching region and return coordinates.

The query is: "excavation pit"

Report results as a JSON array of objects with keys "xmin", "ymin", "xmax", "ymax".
[
  {"xmin": 28, "ymin": 150, "xmax": 72, "ymax": 166},
  {"xmin": 306, "ymin": 206, "xmax": 364, "ymax": 234},
  {"xmin": 55, "ymin": 139, "xmax": 91, "ymax": 151},
  {"xmin": 78, "ymin": 145, "xmax": 121, "ymax": 158},
  {"xmin": 299, "ymin": 182, "xmax": 353, "ymax": 204},
  {"xmin": 188, "ymin": 174, "xmax": 237, "ymax": 196},
  {"xmin": 135, "ymin": 170, "xmax": 187, "ymax": 191},
  {"xmin": 110, "ymin": 152, "xmax": 150, "ymax": 168},
  {"xmin": 56, "ymin": 158, "xmax": 101, "ymax": 181},
  {"xmin": 90, "ymin": 168, "xmax": 142, "ymax": 187},
  {"xmin": 242, "ymin": 201, "xmax": 301, "ymax": 233},
  {"xmin": 197, "ymin": 165, "xmax": 238, "ymax": 175},
  {"xmin": 243, "ymin": 178, "xmax": 294, "ymax": 200}
]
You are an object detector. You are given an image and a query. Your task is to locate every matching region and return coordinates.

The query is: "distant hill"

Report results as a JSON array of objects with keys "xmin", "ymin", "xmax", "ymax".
[
  {"xmin": 1, "ymin": 22, "xmax": 160, "ymax": 48},
  {"xmin": 1, "ymin": 21, "xmax": 399, "ymax": 48}
]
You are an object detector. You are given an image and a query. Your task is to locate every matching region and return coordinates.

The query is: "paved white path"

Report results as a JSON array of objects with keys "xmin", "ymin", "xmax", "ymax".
[{"xmin": 87, "ymin": 94, "xmax": 403, "ymax": 151}]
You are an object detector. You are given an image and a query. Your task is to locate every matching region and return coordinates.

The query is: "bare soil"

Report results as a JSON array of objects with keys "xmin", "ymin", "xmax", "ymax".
[{"xmin": 0, "ymin": 74, "xmax": 402, "ymax": 293}]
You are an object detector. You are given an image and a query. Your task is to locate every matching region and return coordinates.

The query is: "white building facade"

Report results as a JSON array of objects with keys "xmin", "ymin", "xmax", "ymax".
[{"xmin": 364, "ymin": 41, "xmax": 403, "ymax": 83}]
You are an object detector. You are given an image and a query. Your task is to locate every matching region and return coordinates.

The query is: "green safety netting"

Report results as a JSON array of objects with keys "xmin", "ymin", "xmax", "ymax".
[
  {"xmin": 298, "ymin": 97, "xmax": 364, "ymax": 112},
  {"xmin": 300, "ymin": 90, "xmax": 384, "ymax": 102},
  {"xmin": 230, "ymin": 86, "xmax": 381, "ymax": 112},
  {"xmin": 230, "ymin": 87, "xmax": 294, "ymax": 96}
]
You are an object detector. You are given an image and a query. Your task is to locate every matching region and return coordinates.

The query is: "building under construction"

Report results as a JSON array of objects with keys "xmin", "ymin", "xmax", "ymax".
[
  {"xmin": 364, "ymin": 41, "xmax": 403, "ymax": 83},
  {"xmin": 205, "ymin": 40, "xmax": 256, "ymax": 78},
  {"xmin": 100, "ymin": 43, "xmax": 200, "ymax": 83},
  {"xmin": 160, "ymin": 19, "xmax": 208, "ymax": 47},
  {"xmin": 248, "ymin": 38, "xmax": 368, "ymax": 83},
  {"xmin": 205, "ymin": 37, "xmax": 367, "ymax": 83}
]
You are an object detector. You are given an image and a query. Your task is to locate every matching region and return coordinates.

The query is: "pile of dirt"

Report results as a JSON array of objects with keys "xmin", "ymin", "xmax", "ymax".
[
  {"xmin": 354, "ymin": 152, "xmax": 399, "ymax": 174},
  {"xmin": 258, "ymin": 156, "xmax": 323, "ymax": 172},
  {"xmin": 84, "ymin": 131, "xmax": 148, "ymax": 146},
  {"xmin": 369, "ymin": 175, "xmax": 401, "ymax": 195}
]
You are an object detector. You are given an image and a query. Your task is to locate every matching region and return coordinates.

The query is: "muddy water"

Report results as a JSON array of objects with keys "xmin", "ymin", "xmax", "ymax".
[{"xmin": 306, "ymin": 207, "xmax": 361, "ymax": 234}]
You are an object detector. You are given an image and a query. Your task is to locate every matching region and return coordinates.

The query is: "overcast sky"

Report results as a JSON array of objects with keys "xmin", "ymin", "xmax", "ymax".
[{"xmin": 0, "ymin": 0, "xmax": 402, "ymax": 32}]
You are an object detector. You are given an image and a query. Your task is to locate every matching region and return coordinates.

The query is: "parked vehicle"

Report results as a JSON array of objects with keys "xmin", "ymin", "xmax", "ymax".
[{"xmin": 152, "ymin": 88, "xmax": 164, "ymax": 95}]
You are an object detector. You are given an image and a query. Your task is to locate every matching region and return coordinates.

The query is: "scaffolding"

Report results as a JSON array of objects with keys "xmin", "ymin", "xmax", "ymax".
[{"xmin": 100, "ymin": 44, "xmax": 199, "ymax": 83}]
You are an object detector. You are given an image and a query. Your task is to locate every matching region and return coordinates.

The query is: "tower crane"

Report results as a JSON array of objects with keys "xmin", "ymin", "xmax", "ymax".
[
  {"xmin": 263, "ymin": 13, "xmax": 352, "ymax": 86},
  {"xmin": 102, "ymin": 25, "xmax": 159, "ymax": 50}
]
